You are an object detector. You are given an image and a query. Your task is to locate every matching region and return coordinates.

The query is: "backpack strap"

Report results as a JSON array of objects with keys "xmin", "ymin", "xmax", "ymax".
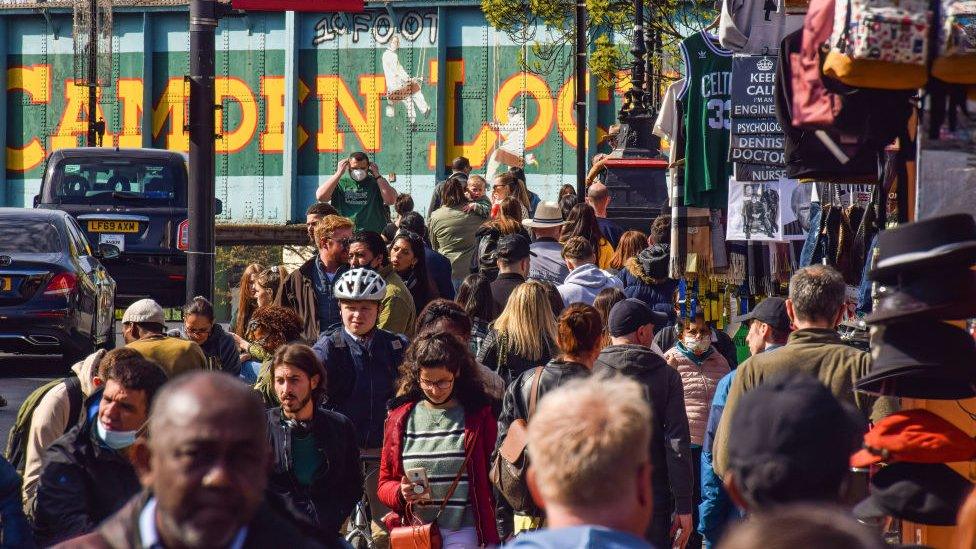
[
  {"xmin": 526, "ymin": 366, "xmax": 545, "ymax": 419},
  {"xmin": 64, "ymin": 376, "xmax": 83, "ymax": 433}
]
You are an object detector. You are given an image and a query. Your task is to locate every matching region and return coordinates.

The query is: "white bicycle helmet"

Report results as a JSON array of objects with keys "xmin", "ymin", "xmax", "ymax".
[{"xmin": 334, "ymin": 268, "xmax": 387, "ymax": 301}]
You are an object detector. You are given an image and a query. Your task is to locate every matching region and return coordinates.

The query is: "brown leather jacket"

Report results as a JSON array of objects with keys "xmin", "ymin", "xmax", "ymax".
[{"xmin": 53, "ymin": 491, "xmax": 325, "ymax": 549}]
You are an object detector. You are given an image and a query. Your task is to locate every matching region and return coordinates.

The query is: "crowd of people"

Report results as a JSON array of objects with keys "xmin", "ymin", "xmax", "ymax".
[{"xmin": 1, "ymin": 151, "xmax": 974, "ymax": 549}]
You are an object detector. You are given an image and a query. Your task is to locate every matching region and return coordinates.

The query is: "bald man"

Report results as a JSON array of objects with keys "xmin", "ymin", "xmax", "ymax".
[
  {"xmin": 57, "ymin": 372, "xmax": 324, "ymax": 549},
  {"xmin": 586, "ymin": 182, "xmax": 623, "ymax": 248}
]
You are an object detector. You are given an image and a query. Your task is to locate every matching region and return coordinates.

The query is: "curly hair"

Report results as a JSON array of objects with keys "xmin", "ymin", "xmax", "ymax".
[
  {"xmin": 247, "ymin": 305, "xmax": 304, "ymax": 353},
  {"xmin": 397, "ymin": 332, "xmax": 489, "ymax": 410}
]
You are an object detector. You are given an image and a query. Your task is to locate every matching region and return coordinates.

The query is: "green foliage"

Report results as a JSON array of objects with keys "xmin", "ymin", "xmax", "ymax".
[{"xmin": 482, "ymin": 0, "xmax": 718, "ymax": 85}]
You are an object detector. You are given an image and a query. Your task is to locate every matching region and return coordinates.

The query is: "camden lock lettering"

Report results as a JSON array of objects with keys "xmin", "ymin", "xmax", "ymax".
[{"xmin": 732, "ymin": 135, "xmax": 785, "ymax": 149}]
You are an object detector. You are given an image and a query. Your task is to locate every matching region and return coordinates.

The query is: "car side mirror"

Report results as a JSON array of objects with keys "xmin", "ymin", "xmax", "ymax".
[
  {"xmin": 96, "ymin": 243, "xmax": 121, "ymax": 260},
  {"xmin": 33, "ymin": 195, "xmax": 40, "ymax": 207},
  {"xmin": 215, "ymin": 198, "xmax": 223, "ymax": 216}
]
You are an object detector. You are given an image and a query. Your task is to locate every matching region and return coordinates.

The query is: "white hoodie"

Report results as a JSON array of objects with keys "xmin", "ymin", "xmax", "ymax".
[{"xmin": 557, "ymin": 263, "xmax": 623, "ymax": 307}]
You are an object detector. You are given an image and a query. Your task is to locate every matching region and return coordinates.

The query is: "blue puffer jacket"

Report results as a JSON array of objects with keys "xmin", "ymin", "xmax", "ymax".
[
  {"xmin": 617, "ymin": 257, "xmax": 678, "ymax": 324},
  {"xmin": 698, "ymin": 370, "xmax": 743, "ymax": 548},
  {"xmin": 1, "ymin": 455, "xmax": 34, "ymax": 548}
]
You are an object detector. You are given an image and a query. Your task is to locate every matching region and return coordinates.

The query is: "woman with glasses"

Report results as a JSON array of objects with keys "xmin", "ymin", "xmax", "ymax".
[
  {"xmin": 174, "ymin": 296, "xmax": 241, "ymax": 375},
  {"xmin": 389, "ymin": 231, "xmax": 438, "ymax": 315},
  {"xmin": 377, "ymin": 332, "xmax": 499, "ymax": 548}
]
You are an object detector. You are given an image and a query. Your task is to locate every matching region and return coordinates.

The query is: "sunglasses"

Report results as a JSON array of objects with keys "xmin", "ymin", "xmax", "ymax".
[{"xmin": 328, "ymin": 237, "xmax": 352, "ymax": 248}]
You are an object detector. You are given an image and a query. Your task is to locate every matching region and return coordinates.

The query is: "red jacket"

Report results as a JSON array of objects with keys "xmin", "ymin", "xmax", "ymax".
[{"xmin": 377, "ymin": 400, "xmax": 500, "ymax": 546}]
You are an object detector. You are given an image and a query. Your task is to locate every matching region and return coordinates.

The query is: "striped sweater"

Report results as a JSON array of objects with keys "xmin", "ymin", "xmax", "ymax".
[{"xmin": 401, "ymin": 403, "xmax": 474, "ymax": 530}]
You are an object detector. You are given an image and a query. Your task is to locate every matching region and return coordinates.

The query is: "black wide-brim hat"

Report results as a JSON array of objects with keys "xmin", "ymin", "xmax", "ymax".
[
  {"xmin": 865, "ymin": 268, "xmax": 976, "ymax": 324},
  {"xmin": 869, "ymin": 214, "xmax": 976, "ymax": 283},
  {"xmin": 856, "ymin": 320, "xmax": 976, "ymax": 399},
  {"xmin": 854, "ymin": 462, "xmax": 970, "ymax": 526}
]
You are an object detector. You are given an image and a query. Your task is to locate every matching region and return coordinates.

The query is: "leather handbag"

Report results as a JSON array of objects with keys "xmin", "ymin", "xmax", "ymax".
[
  {"xmin": 489, "ymin": 366, "xmax": 544, "ymax": 514},
  {"xmin": 389, "ymin": 430, "xmax": 480, "ymax": 549}
]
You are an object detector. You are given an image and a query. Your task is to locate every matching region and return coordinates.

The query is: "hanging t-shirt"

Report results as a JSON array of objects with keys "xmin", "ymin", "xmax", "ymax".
[
  {"xmin": 679, "ymin": 31, "xmax": 734, "ymax": 210},
  {"xmin": 331, "ymin": 176, "xmax": 387, "ymax": 233}
]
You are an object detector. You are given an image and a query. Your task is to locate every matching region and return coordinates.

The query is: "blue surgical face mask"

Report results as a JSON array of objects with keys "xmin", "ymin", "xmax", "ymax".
[{"xmin": 96, "ymin": 419, "xmax": 139, "ymax": 450}]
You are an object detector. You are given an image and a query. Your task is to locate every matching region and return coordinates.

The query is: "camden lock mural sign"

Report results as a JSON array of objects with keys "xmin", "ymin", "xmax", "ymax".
[{"xmin": 3, "ymin": 8, "xmax": 624, "ymax": 219}]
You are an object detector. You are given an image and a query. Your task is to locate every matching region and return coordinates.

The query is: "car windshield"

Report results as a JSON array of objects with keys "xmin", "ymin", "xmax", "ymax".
[
  {"xmin": 0, "ymin": 219, "xmax": 62, "ymax": 253},
  {"xmin": 50, "ymin": 159, "xmax": 183, "ymax": 205}
]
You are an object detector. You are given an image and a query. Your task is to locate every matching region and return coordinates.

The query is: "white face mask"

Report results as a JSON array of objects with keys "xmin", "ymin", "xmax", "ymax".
[
  {"xmin": 96, "ymin": 419, "xmax": 139, "ymax": 450},
  {"xmin": 683, "ymin": 336, "xmax": 710, "ymax": 355},
  {"xmin": 350, "ymin": 168, "xmax": 368, "ymax": 182}
]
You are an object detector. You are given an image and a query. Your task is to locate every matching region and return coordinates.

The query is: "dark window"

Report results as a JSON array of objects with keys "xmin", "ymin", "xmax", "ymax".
[
  {"xmin": 47, "ymin": 158, "xmax": 185, "ymax": 206},
  {"xmin": 0, "ymin": 220, "xmax": 62, "ymax": 253}
]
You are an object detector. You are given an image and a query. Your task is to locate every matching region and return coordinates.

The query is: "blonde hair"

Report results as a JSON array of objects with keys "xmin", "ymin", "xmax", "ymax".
[
  {"xmin": 528, "ymin": 375, "xmax": 652, "ymax": 508},
  {"xmin": 492, "ymin": 280, "xmax": 556, "ymax": 361}
]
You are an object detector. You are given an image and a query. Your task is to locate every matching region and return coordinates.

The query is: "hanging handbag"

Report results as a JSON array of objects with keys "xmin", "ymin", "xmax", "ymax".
[
  {"xmin": 389, "ymin": 430, "xmax": 480, "ymax": 549},
  {"xmin": 489, "ymin": 366, "xmax": 544, "ymax": 515}
]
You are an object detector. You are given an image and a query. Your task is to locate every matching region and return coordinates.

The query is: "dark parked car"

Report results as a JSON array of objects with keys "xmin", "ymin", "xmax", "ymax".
[
  {"xmin": 35, "ymin": 148, "xmax": 197, "ymax": 307},
  {"xmin": 0, "ymin": 208, "xmax": 117, "ymax": 366}
]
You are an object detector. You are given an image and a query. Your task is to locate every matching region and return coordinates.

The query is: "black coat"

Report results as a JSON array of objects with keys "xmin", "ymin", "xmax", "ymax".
[
  {"xmin": 266, "ymin": 404, "xmax": 363, "ymax": 537},
  {"xmin": 32, "ymin": 415, "xmax": 141, "ymax": 546},
  {"xmin": 594, "ymin": 344, "xmax": 694, "ymax": 518},
  {"xmin": 477, "ymin": 328, "xmax": 555, "ymax": 385}
]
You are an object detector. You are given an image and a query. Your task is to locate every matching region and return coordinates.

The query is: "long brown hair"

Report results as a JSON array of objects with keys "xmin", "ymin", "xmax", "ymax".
[
  {"xmin": 609, "ymin": 230, "xmax": 648, "ymax": 271},
  {"xmin": 397, "ymin": 332, "xmax": 489, "ymax": 410},
  {"xmin": 234, "ymin": 263, "xmax": 264, "ymax": 336},
  {"xmin": 483, "ymin": 196, "xmax": 523, "ymax": 235},
  {"xmin": 561, "ymin": 203, "xmax": 605, "ymax": 252}
]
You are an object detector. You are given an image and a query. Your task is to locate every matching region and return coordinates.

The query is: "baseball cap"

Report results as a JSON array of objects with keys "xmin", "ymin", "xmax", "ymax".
[
  {"xmin": 728, "ymin": 373, "xmax": 865, "ymax": 474},
  {"xmin": 732, "ymin": 297, "xmax": 791, "ymax": 332},
  {"xmin": 850, "ymin": 409, "xmax": 976, "ymax": 468},
  {"xmin": 122, "ymin": 298, "xmax": 166, "ymax": 325},
  {"xmin": 854, "ymin": 462, "xmax": 970, "ymax": 526},
  {"xmin": 496, "ymin": 234, "xmax": 536, "ymax": 262},
  {"xmin": 608, "ymin": 298, "xmax": 668, "ymax": 337}
]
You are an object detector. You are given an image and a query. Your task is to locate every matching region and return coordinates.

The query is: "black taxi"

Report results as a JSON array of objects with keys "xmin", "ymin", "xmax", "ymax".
[{"xmin": 35, "ymin": 148, "xmax": 191, "ymax": 307}]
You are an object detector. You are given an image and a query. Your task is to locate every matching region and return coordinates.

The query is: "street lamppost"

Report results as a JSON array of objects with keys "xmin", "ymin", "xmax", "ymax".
[{"xmin": 613, "ymin": 0, "xmax": 658, "ymax": 158}]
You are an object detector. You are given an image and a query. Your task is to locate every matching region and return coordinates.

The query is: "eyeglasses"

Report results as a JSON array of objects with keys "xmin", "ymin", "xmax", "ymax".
[
  {"xmin": 419, "ymin": 378, "xmax": 455, "ymax": 390},
  {"xmin": 185, "ymin": 325, "xmax": 212, "ymax": 336}
]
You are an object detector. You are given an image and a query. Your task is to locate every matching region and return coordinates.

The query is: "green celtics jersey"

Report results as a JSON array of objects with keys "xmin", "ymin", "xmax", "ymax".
[{"xmin": 679, "ymin": 31, "xmax": 733, "ymax": 209}]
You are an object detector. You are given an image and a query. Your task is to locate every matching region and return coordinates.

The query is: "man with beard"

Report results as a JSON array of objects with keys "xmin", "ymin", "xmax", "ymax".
[
  {"xmin": 266, "ymin": 344, "xmax": 362, "ymax": 543},
  {"xmin": 57, "ymin": 371, "xmax": 323, "ymax": 548}
]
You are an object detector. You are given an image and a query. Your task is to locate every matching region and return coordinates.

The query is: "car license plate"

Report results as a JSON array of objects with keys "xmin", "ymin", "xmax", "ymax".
[
  {"xmin": 88, "ymin": 220, "xmax": 139, "ymax": 233},
  {"xmin": 0, "ymin": 276, "xmax": 13, "ymax": 293}
]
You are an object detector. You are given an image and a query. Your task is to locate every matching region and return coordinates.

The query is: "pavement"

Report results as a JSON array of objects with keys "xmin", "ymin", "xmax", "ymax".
[{"xmin": 0, "ymin": 321, "xmax": 185, "ymax": 448}]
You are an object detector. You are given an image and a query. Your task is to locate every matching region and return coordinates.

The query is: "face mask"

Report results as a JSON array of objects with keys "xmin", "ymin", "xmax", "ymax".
[
  {"xmin": 96, "ymin": 420, "xmax": 139, "ymax": 450},
  {"xmin": 350, "ymin": 168, "xmax": 368, "ymax": 182},
  {"xmin": 684, "ymin": 336, "xmax": 710, "ymax": 355}
]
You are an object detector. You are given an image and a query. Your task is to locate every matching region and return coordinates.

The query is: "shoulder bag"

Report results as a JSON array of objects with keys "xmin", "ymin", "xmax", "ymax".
[{"xmin": 390, "ymin": 430, "xmax": 481, "ymax": 549}]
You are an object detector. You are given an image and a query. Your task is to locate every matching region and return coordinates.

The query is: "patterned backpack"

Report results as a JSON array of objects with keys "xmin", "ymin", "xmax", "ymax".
[
  {"xmin": 932, "ymin": 0, "xmax": 976, "ymax": 82},
  {"xmin": 823, "ymin": 0, "xmax": 932, "ymax": 89}
]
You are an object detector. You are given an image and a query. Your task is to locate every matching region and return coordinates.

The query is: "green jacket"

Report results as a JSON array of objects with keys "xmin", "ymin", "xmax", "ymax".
[
  {"xmin": 377, "ymin": 265, "xmax": 416, "ymax": 337},
  {"xmin": 428, "ymin": 205, "xmax": 483, "ymax": 281},
  {"xmin": 713, "ymin": 328, "xmax": 897, "ymax": 476}
]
